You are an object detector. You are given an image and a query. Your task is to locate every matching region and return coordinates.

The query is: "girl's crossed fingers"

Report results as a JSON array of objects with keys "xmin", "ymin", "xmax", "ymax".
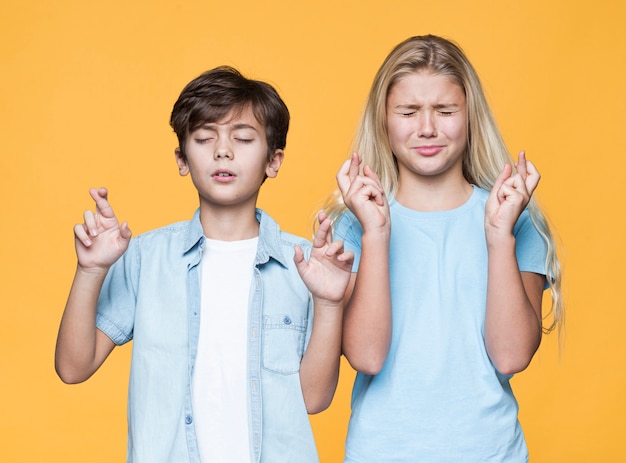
[
  {"xmin": 514, "ymin": 151, "xmax": 541, "ymax": 196},
  {"xmin": 337, "ymin": 154, "xmax": 384, "ymax": 204},
  {"xmin": 337, "ymin": 152, "xmax": 362, "ymax": 197}
]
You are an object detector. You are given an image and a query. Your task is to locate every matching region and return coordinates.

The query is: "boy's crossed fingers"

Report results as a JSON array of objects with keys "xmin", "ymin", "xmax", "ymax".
[{"xmin": 73, "ymin": 188, "xmax": 132, "ymax": 269}]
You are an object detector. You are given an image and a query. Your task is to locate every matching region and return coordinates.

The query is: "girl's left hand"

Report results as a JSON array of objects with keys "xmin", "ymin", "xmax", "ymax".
[{"xmin": 485, "ymin": 151, "xmax": 540, "ymax": 239}]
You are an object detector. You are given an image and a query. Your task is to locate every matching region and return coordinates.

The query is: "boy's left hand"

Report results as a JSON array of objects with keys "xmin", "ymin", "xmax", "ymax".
[{"xmin": 294, "ymin": 212, "xmax": 354, "ymax": 304}]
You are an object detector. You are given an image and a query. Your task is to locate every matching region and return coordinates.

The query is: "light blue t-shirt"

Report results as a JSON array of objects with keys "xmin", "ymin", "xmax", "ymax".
[
  {"xmin": 335, "ymin": 186, "xmax": 547, "ymax": 463},
  {"xmin": 96, "ymin": 209, "xmax": 319, "ymax": 463}
]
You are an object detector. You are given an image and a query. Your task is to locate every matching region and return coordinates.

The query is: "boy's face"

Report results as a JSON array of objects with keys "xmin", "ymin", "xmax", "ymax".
[{"xmin": 176, "ymin": 106, "xmax": 283, "ymax": 211}]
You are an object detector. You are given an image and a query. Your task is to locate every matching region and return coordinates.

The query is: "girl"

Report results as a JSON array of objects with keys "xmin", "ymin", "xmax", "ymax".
[{"xmin": 327, "ymin": 35, "xmax": 563, "ymax": 462}]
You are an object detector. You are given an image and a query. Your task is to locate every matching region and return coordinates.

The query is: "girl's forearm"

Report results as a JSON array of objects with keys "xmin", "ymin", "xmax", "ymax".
[
  {"xmin": 342, "ymin": 232, "xmax": 392, "ymax": 375},
  {"xmin": 484, "ymin": 237, "xmax": 543, "ymax": 375}
]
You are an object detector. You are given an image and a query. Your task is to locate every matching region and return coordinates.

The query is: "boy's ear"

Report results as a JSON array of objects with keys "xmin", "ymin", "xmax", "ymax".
[
  {"xmin": 175, "ymin": 147, "xmax": 189, "ymax": 176},
  {"xmin": 265, "ymin": 149, "xmax": 284, "ymax": 178}
]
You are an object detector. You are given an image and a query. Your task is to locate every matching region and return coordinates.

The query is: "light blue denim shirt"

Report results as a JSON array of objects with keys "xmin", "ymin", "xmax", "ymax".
[{"xmin": 96, "ymin": 209, "xmax": 319, "ymax": 463}]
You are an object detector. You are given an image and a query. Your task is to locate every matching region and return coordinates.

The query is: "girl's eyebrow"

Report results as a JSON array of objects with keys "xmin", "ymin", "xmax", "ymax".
[
  {"xmin": 433, "ymin": 103, "xmax": 461, "ymax": 109},
  {"xmin": 392, "ymin": 103, "xmax": 461, "ymax": 110}
]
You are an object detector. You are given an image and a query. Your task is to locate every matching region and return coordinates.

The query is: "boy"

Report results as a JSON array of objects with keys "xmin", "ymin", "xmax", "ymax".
[{"xmin": 55, "ymin": 66, "xmax": 352, "ymax": 463}]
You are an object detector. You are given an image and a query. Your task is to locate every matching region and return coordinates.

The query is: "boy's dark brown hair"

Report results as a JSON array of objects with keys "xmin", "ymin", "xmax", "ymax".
[{"xmin": 170, "ymin": 66, "xmax": 290, "ymax": 160}]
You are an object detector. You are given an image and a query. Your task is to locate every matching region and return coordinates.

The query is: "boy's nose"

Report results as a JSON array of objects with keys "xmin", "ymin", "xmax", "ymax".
[{"xmin": 214, "ymin": 141, "xmax": 233, "ymax": 159}]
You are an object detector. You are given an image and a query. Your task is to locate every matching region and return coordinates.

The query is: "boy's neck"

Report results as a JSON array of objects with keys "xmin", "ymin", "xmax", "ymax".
[{"xmin": 199, "ymin": 204, "xmax": 260, "ymax": 241}]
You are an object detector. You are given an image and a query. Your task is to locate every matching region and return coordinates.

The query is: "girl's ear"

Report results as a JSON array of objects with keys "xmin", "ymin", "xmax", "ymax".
[
  {"xmin": 265, "ymin": 149, "xmax": 284, "ymax": 178},
  {"xmin": 175, "ymin": 147, "xmax": 189, "ymax": 176}
]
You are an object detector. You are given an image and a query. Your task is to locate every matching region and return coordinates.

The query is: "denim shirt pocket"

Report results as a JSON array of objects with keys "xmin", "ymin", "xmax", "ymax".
[{"xmin": 262, "ymin": 314, "xmax": 307, "ymax": 375}]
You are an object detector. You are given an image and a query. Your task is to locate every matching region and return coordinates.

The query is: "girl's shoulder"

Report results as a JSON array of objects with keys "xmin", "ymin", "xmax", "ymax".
[{"xmin": 333, "ymin": 210, "xmax": 363, "ymax": 239}]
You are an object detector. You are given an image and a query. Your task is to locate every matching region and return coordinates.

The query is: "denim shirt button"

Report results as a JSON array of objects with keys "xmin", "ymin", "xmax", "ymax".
[
  {"xmin": 282, "ymin": 316, "xmax": 291, "ymax": 325},
  {"xmin": 185, "ymin": 415, "xmax": 193, "ymax": 425}
]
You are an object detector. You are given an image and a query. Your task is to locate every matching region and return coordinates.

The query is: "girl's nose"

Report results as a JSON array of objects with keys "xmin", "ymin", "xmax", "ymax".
[{"xmin": 417, "ymin": 112, "xmax": 437, "ymax": 138}]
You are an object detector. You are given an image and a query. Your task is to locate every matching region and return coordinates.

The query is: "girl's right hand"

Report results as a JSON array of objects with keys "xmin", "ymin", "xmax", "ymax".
[
  {"xmin": 336, "ymin": 152, "xmax": 390, "ymax": 234},
  {"xmin": 73, "ymin": 187, "xmax": 132, "ymax": 272}
]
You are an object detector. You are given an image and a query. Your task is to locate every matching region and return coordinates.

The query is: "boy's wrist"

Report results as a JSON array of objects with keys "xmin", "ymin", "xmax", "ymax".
[
  {"xmin": 76, "ymin": 263, "xmax": 110, "ymax": 279},
  {"xmin": 311, "ymin": 297, "xmax": 344, "ymax": 311}
]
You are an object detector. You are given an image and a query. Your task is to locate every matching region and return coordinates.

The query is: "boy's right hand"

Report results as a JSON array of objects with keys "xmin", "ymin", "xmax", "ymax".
[
  {"xmin": 336, "ymin": 152, "xmax": 390, "ymax": 235},
  {"xmin": 73, "ymin": 188, "xmax": 132, "ymax": 272}
]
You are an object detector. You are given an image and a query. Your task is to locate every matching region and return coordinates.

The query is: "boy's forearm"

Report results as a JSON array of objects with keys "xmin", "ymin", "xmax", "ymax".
[
  {"xmin": 342, "ymin": 232, "xmax": 391, "ymax": 375},
  {"xmin": 299, "ymin": 300, "xmax": 343, "ymax": 414},
  {"xmin": 55, "ymin": 265, "xmax": 114, "ymax": 383}
]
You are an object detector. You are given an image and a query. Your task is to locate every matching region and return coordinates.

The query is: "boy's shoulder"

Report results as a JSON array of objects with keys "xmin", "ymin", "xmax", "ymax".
[
  {"xmin": 257, "ymin": 208, "xmax": 311, "ymax": 257},
  {"xmin": 133, "ymin": 218, "xmax": 195, "ymax": 241},
  {"xmin": 130, "ymin": 210, "xmax": 203, "ymax": 253},
  {"xmin": 275, "ymin": 227, "xmax": 311, "ymax": 248}
]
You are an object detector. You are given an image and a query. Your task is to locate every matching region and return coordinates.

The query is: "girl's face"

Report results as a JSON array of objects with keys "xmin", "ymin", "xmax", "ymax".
[{"xmin": 386, "ymin": 70, "xmax": 468, "ymax": 188}]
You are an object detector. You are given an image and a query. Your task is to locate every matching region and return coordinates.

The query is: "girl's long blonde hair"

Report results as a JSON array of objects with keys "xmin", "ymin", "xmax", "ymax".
[{"xmin": 325, "ymin": 35, "xmax": 563, "ymax": 334}]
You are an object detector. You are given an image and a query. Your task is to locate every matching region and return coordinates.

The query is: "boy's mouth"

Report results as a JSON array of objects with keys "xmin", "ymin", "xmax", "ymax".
[
  {"xmin": 212, "ymin": 169, "xmax": 235, "ymax": 177},
  {"xmin": 212, "ymin": 169, "xmax": 236, "ymax": 182}
]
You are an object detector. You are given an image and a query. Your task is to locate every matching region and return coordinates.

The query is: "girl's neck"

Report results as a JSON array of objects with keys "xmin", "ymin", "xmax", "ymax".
[{"xmin": 395, "ymin": 175, "xmax": 473, "ymax": 212}]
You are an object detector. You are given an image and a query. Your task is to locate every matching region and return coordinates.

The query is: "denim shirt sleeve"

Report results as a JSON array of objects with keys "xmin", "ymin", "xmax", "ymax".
[{"xmin": 96, "ymin": 238, "xmax": 140, "ymax": 345}]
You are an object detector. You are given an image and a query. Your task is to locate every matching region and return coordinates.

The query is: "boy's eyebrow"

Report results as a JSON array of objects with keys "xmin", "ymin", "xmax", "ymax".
[
  {"xmin": 197, "ymin": 122, "xmax": 259, "ymax": 131},
  {"xmin": 231, "ymin": 123, "xmax": 259, "ymax": 131}
]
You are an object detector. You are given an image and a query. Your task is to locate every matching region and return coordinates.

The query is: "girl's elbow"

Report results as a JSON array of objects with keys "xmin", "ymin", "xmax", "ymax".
[
  {"xmin": 344, "ymin": 349, "xmax": 387, "ymax": 375},
  {"xmin": 491, "ymin": 348, "xmax": 538, "ymax": 376},
  {"xmin": 493, "ymin": 358, "xmax": 531, "ymax": 376}
]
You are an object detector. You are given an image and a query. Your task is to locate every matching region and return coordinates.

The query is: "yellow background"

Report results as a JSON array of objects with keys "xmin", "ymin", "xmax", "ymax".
[{"xmin": 2, "ymin": 0, "xmax": 625, "ymax": 461}]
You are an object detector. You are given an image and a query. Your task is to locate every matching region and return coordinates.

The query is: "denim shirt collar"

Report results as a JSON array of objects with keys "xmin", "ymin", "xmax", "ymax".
[
  {"xmin": 182, "ymin": 208, "xmax": 289, "ymax": 269},
  {"xmin": 255, "ymin": 209, "xmax": 289, "ymax": 268},
  {"xmin": 183, "ymin": 209, "xmax": 205, "ymax": 255}
]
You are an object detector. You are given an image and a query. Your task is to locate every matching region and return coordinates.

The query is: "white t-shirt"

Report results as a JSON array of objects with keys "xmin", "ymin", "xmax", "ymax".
[{"xmin": 192, "ymin": 237, "xmax": 258, "ymax": 463}]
